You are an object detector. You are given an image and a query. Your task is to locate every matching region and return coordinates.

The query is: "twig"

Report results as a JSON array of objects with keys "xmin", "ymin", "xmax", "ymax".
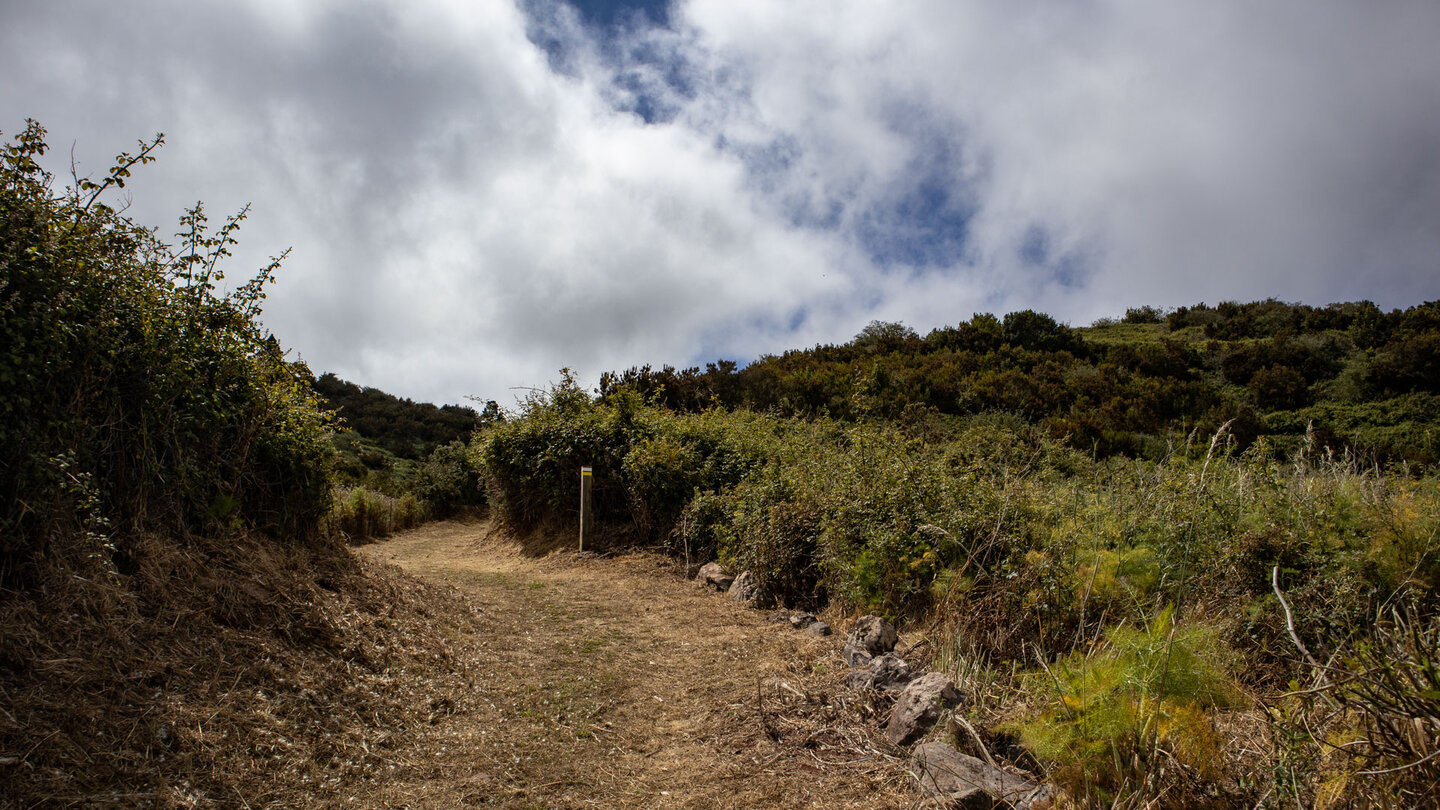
[
  {"xmin": 949, "ymin": 714, "xmax": 998, "ymax": 769},
  {"xmin": 757, "ymin": 678, "xmax": 779, "ymax": 742},
  {"xmin": 1356, "ymin": 745, "xmax": 1440, "ymax": 776},
  {"xmin": 1272, "ymin": 567, "xmax": 1323, "ymax": 675},
  {"xmin": 1272, "ymin": 566, "xmax": 1340, "ymax": 711},
  {"xmin": 776, "ymin": 680, "xmax": 807, "ymax": 701}
]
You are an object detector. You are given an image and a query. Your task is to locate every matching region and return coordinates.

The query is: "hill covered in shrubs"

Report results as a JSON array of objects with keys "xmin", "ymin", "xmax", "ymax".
[
  {"xmin": 310, "ymin": 375, "xmax": 495, "ymax": 538},
  {"xmin": 599, "ymin": 299, "xmax": 1440, "ymax": 466},
  {"xmin": 471, "ymin": 306, "xmax": 1440, "ymax": 806}
]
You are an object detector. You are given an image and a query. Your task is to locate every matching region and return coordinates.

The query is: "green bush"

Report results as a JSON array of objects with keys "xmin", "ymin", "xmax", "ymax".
[
  {"xmin": 412, "ymin": 440, "xmax": 485, "ymax": 517},
  {"xmin": 474, "ymin": 373, "xmax": 641, "ymax": 536},
  {"xmin": 0, "ymin": 121, "xmax": 333, "ymax": 577},
  {"xmin": 1008, "ymin": 608, "xmax": 1240, "ymax": 804},
  {"xmin": 621, "ymin": 408, "xmax": 767, "ymax": 545},
  {"xmin": 327, "ymin": 486, "xmax": 428, "ymax": 543}
]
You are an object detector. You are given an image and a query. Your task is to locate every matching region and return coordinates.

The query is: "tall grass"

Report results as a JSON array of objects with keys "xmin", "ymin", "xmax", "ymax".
[{"xmin": 326, "ymin": 486, "xmax": 428, "ymax": 543}]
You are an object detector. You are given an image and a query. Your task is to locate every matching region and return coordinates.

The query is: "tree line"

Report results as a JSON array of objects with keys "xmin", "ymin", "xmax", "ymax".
[{"xmin": 598, "ymin": 300, "xmax": 1440, "ymax": 466}]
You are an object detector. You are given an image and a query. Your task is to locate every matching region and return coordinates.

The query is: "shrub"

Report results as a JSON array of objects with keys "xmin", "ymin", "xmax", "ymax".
[
  {"xmin": 474, "ymin": 373, "xmax": 641, "ymax": 537},
  {"xmin": 0, "ymin": 121, "xmax": 333, "ymax": 579},
  {"xmin": 712, "ymin": 469, "xmax": 826, "ymax": 608},
  {"xmin": 1124, "ymin": 305, "xmax": 1167, "ymax": 324},
  {"xmin": 412, "ymin": 440, "xmax": 485, "ymax": 517},
  {"xmin": 621, "ymin": 408, "xmax": 767, "ymax": 545},
  {"xmin": 1251, "ymin": 364, "xmax": 1312, "ymax": 411},
  {"xmin": 1328, "ymin": 606, "xmax": 1440, "ymax": 804},
  {"xmin": 1008, "ymin": 608, "xmax": 1239, "ymax": 805},
  {"xmin": 327, "ymin": 486, "xmax": 428, "ymax": 543}
]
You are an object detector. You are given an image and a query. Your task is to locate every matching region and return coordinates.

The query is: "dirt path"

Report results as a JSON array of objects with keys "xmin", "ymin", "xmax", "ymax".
[{"xmin": 354, "ymin": 520, "xmax": 914, "ymax": 809}]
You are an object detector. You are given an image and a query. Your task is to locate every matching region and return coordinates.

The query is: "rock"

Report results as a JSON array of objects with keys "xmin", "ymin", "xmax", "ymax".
[
  {"xmin": 807, "ymin": 621, "xmax": 832, "ymax": 637},
  {"xmin": 848, "ymin": 615, "xmax": 899, "ymax": 657},
  {"xmin": 788, "ymin": 612, "xmax": 817, "ymax": 629},
  {"xmin": 727, "ymin": 571, "xmax": 761, "ymax": 603},
  {"xmin": 842, "ymin": 642, "xmax": 874, "ymax": 667},
  {"xmin": 887, "ymin": 673, "xmax": 964, "ymax": 746},
  {"xmin": 846, "ymin": 653, "xmax": 912, "ymax": 693},
  {"xmin": 696, "ymin": 562, "xmax": 733, "ymax": 592},
  {"xmin": 910, "ymin": 742, "xmax": 1050, "ymax": 809}
]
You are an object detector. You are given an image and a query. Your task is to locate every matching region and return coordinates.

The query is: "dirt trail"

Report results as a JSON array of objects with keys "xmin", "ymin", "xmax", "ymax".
[{"xmin": 354, "ymin": 520, "xmax": 913, "ymax": 809}]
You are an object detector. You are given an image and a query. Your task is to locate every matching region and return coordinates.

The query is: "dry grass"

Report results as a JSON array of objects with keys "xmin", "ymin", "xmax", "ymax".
[
  {"xmin": 0, "ymin": 528, "xmax": 482, "ymax": 808},
  {"xmin": 1, "ymin": 520, "xmax": 917, "ymax": 808},
  {"xmin": 357, "ymin": 519, "xmax": 916, "ymax": 809}
]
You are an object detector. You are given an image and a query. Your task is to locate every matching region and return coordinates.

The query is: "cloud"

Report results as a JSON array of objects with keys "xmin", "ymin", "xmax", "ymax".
[
  {"xmin": 3, "ymin": 0, "xmax": 1438, "ymax": 405},
  {"xmin": 2, "ymin": 0, "xmax": 861, "ymax": 403},
  {"xmin": 669, "ymin": 0, "xmax": 1440, "ymax": 323}
]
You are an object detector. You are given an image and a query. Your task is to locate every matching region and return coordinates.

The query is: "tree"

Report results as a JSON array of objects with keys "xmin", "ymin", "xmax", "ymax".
[
  {"xmin": 1002, "ymin": 309, "xmax": 1085, "ymax": 355},
  {"xmin": 1249, "ymin": 365, "xmax": 1311, "ymax": 411},
  {"xmin": 853, "ymin": 320, "xmax": 919, "ymax": 354}
]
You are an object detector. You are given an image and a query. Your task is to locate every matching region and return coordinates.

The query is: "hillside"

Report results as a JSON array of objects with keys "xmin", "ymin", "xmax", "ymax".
[
  {"xmin": 599, "ymin": 300, "xmax": 1440, "ymax": 466},
  {"xmin": 312, "ymin": 373, "xmax": 488, "ymax": 462}
]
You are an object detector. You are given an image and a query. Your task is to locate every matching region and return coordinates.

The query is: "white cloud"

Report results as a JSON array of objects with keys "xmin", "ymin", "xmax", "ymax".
[{"xmin": 672, "ymin": 0, "xmax": 1440, "ymax": 323}]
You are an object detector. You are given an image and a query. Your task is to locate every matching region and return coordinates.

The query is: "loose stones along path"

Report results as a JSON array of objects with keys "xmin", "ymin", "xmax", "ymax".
[{"xmin": 355, "ymin": 521, "xmax": 911, "ymax": 809}]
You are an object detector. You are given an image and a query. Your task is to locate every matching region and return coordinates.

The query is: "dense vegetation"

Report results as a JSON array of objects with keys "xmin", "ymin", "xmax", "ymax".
[
  {"xmin": 0, "ymin": 120, "xmax": 334, "ymax": 573},
  {"xmin": 599, "ymin": 301, "xmax": 1440, "ymax": 466},
  {"xmin": 477, "ymin": 317, "xmax": 1440, "ymax": 806},
  {"xmin": 312, "ymin": 372, "xmax": 486, "ymax": 461},
  {"xmin": 0, "ymin": 122, "xmax": 406, "ymax": 803},
  {"xmin": 310, "ymin": 374, "xmax": 493, "ymax": 536}
]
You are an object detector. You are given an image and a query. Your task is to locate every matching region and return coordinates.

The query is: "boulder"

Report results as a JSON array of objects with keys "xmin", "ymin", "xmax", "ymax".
[
  {"xmin": 910, "ymin": 742, "xmax": 1051, "ymax": 810},
  {"xmin": 843, "ymin": 614, "xmax": 898, "ymax": 666},
  {"xmin": 887, "ymin": 673, "xmax": 963, "ymax": 746},
  {"xmin": 788, "ymin": 612, "xmax": 817, "ymax": 629},
  {"xmin": 696, "ymin": 562, "xmax": 733, "ymax": 592},
  {"xmin": 807, "ymin": 621, "xmax": 832, "ymax": 637},
  {"xmin": 845, "ymin": 653, "xmax": 912, "ymax": 693},
  {"xmin": 842, "ymin": 642, "xmax": 874, "ymax": 667},
  {"xmin": 727, "ymin": 571, "xmax": 761, "ymax": 603},
  {"xmin": 848, "ymin": 615, "xmax": 899, "ymax": 656}
]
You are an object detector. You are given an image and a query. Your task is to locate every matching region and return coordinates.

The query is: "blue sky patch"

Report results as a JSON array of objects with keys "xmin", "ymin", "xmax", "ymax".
[{"xmin": 567, "ymin": 0, "xmax": 670, "ymax": 28}]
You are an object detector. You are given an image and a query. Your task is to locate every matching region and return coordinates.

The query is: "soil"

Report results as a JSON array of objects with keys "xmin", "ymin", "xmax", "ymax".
[{"xmin": 352, "ymin": 519, "xmax": 915, "ymax": 809}]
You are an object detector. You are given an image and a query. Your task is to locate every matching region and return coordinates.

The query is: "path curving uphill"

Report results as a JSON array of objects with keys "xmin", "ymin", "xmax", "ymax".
[{"xmin": 355, "ymin": 520, "xmax": 912, "ymax": 809}]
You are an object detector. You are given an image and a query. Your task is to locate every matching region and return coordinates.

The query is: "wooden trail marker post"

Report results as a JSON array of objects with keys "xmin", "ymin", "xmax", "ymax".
[{"xmin": 579, "ymin": 465, "xmax": 593, "ymax": 552}]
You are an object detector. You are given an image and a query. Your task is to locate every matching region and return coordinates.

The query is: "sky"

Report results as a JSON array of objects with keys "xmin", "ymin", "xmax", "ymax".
[{"xmin": 4, "ymin": 1, "xmax": 1439, "ymax": 406}]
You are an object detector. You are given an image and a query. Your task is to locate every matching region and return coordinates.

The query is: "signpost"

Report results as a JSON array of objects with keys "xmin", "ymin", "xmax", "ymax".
[{"xmin": 579, "ymin": 465, "xmax": 593, "ymax": 552}]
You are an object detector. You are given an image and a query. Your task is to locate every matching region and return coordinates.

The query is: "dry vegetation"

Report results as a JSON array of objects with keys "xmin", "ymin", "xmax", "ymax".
[
  {"xmin": 354, "ymin": 519, "xmax": 916, "ymax": 809},
  {"xmin": 0, "ymin": 529, "xmax": 483, "ymax": 807},
  {"xmin": 1, "ymin": 519, "xmax": 929, "ymax": 808}
]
